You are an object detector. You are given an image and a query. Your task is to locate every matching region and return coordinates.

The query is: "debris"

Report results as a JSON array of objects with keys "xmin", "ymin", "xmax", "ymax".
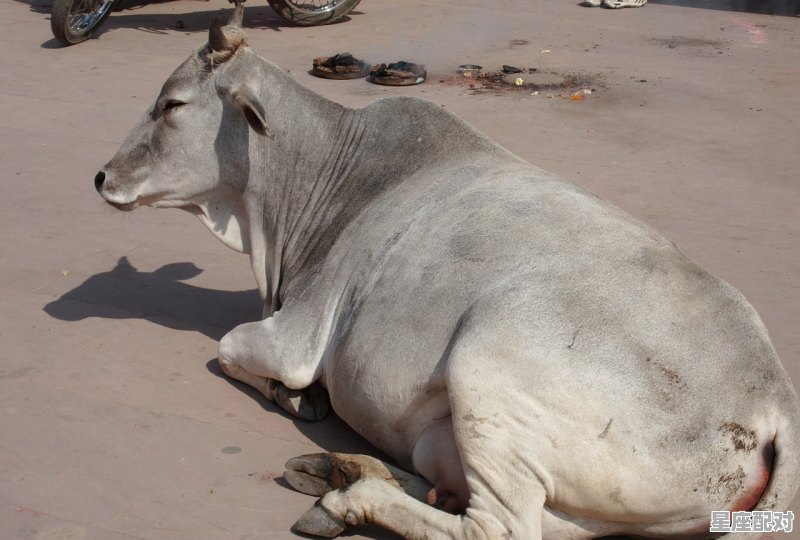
[
  {"xmin": 60, "ymin": 270, "xmax": 69, "ymax": 277},
  {"xmin": 502, "ymin": 65, "xmax": 523, "ymax": 74},
  {"xmin": 174, "ymin": 19, "xmax": 185, "ymax": 30},
  {"xmin": 458, "ymin": 64, "xmax": 482, "ymax": 77},
  {"xmin": 541, "ymin": 49, "xmax": 552, "ymax": 54},
  {"xmin": 446, "ymin": 68, "xmax": 600, "ymax": 97},
  {"xmin": 570, "ymin": 91, "xmax": 585, "ymax": 101},
  {"xmin": 369, "ymin": 61, "xmax": 427, "ymax": 86},
  {"xmin": 312, "ymin": 53, "xmax": 371, "ymax": 80}
]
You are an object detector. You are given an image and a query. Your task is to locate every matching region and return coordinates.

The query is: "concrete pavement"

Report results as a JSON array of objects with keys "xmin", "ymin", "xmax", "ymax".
[{"xmin": 1, "ymin": 0, "xmax": 798, "ymax": 538}]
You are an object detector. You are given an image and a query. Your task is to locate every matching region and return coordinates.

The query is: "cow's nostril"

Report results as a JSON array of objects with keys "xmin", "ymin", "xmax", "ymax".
[{"xmin": 94, "ymin": 171, "xmax": 106, "ymax": 192}]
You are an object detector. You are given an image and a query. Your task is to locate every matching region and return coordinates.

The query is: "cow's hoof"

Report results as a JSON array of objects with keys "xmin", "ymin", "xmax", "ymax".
[
  {"xmin": 285, "ymin": 468, "xmax": 332, "ymax": 497},
  {"xmin": 292, "ymin": 501, "xmax": 345, "ymax": 538},
  {"xmin": 284, "ymin": 453, "xmax": 362, "ymax": 496},
  {"xmin": 273, "ymin": 381, "xmax": 330, "ymax": 422}
]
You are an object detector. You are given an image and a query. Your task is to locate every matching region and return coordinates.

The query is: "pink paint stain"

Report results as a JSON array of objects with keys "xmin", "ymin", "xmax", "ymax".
[
  {"xmin": 728, "ymin": 15, "xmax": 768, "ymax": 45},
  {"xmin": 8, "ymin": 502, "xmax": 45, "ymax": 517}
]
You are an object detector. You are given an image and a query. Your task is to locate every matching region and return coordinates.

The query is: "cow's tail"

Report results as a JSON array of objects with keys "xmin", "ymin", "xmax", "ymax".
[
  {"xmin": 752, "ymin": 407, "xmax": 800, "ymax": 514},
  {"xmin": 718, "ymin": 407, "xmax": 800, "ymax": 539}
]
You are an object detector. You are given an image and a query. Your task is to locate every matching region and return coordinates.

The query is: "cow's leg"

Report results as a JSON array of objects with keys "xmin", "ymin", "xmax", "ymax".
[
  {"xmin": 284, "ymin": 452, "xmax": 431, "ymax": 501},
  {"xmin": 292, "ymin": 475, "xmax": 546, "ymax": 539},
  {"xmin": 290, "ymin": 312, "xmax": 564, "ymax": 538},
  {"xmin": 217, "ymin": 357, "xmax": 329, "ymax": 421},
  {"xmin": 288, "ymin": 434, "xmax": 549, "ymax": 539},
  {"xmin": 217, "ymin": 314, "xmax": 330, "ymax": 421},
  {"xmin": 289, "ymin": 408, "xmax": 548, "ymax": 538},
  {"xmin": 284, "ymin": 423, "xmax": 466, "ymax": 512}
]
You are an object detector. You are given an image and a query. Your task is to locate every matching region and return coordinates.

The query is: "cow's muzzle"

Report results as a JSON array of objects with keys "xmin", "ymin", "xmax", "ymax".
[{"xmin": 94, "ymin": 170, "xmax": 138, "ymax": 211}]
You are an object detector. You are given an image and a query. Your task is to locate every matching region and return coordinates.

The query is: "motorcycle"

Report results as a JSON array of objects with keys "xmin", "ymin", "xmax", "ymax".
[{"xmin": 51, "ymin": 0, "xmax": 362, "ymax": 46}]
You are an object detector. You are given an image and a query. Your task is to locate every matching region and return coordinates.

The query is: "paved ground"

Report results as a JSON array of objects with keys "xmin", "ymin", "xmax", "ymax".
[{"xmin": 1, "ymin": 0, "xmax": 799, "ymax": 538}]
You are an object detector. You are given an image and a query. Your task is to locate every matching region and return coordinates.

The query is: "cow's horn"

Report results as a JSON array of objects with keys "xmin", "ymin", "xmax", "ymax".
[
  {"xmin": 228, "ymin": 3, "xmax": 244, "ymax": 28},
  {"xmin": 209, "ymin": 17, "xmax": 233, "ymax": 52}
]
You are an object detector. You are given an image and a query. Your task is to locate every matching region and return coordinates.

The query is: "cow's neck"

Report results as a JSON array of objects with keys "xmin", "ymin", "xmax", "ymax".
[{"xmin": 240, "ymin": 68, "xmax": 357, "ymax": 315}]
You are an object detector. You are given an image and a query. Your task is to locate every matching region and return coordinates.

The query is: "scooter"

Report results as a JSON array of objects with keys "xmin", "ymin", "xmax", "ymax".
[{"xmin": 51, "ymin": 0, "xmax": 362, "ymax": 45}]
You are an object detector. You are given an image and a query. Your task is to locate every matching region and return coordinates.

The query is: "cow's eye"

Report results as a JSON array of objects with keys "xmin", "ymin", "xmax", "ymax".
[{"xmin": 163, "ymin": 100, "xmax": 186, "ymax": 113}]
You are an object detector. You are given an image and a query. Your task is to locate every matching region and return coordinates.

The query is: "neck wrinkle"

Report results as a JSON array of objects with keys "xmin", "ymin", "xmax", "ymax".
[
  {"xmin": 281, "ymin": 107, "xmax": 367, "ymax": 282},
  {"xmin": 245, "ymin": 84, "xmax": 354, "ymax": 310}
]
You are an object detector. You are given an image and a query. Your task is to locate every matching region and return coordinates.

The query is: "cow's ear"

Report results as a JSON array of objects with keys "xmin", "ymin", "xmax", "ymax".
[{"xmin": 233, "ymin": 85, "xmax": 273, "ymax": 138}]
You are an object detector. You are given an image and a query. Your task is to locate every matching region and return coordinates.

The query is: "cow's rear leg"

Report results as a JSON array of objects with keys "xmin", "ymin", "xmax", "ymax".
[
  {"xmin": 287, "ymin": 415, "xmax": 548, "ymax": 538},
  {"xmin": 290, "ymin": 321, "xmax": 555, "ymax": 538},
  {"xmin": 285, "ymin": 452, "xmax": 431, "ymax": 500},
  {"xmin": 292, "ymin": 475, "xmax": 546, "ymax": 539}
]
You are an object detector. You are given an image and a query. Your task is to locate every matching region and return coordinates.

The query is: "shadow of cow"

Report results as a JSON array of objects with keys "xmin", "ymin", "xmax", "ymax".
[{"xmin": 43, "ymin": 256, "xmax": 261, "ymax": 340}]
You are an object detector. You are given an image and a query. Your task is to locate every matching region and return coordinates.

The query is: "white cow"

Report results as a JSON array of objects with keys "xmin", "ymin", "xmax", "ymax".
[{"xmin": 96, "ymin": 19, "xmax": 800, "ymax": 539}]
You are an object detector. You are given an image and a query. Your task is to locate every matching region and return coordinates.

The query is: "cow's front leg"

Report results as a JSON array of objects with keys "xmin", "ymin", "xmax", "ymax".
[
  {"xmin": 217, "ymin": 358, "xmax": 329, "ymax": 421},
  {"xmin": 218, "ymin": 315, "xmax": 330, "ymax": 421}
]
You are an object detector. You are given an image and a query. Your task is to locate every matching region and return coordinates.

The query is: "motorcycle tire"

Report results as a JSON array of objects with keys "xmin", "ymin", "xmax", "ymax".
[
  {"xmin": 51, "ymin": 0, "xmax": 118, "ymax": 45},
  {"xmin": 266, "ymin": 0, "xmax": 362, "ymax": 26}
]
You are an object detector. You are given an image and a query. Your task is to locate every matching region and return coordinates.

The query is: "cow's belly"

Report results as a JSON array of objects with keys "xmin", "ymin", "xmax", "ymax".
[{"xmin": 323, "ymin": 323, "xmax": 456, "ymax": 468}]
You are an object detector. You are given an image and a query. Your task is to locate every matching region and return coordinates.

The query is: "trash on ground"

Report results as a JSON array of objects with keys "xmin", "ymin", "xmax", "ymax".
[
  {"xmin": 458, "ymin": 64, "xmax": 483, "ymax": 77},
  {"xmin": 369, "ymin": 61, "xmax": 427, "ymax": 86},
  {"xmin": 312, "ymin": 53, "xmax": 371, "ymax": 80},
  {"xmin": 443, "ymin": 66, "xmax": 600, "ymax": 98}
]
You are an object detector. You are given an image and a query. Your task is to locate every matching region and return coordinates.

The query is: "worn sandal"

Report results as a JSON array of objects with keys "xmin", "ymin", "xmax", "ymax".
[{"xmin": 603, "ymin": 0, "xmax": 647, "ymax": 7}]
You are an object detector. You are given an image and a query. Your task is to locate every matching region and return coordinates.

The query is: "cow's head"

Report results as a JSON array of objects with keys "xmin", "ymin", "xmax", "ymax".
[{"xmin": 95, "ymin": 16, "xmax": 271, "ymax": 212}]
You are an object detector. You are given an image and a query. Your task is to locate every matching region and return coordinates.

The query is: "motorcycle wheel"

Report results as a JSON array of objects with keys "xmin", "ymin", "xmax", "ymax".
[
  {"xmin": 266, "ymin": 0, "xmax": 362, "ymax": 26},
  {"xmin": 51, "ymin": 0, "xmax": 118, "ymax": 45}
]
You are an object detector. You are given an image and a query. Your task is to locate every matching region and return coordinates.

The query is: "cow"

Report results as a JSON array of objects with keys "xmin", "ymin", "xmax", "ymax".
[{"xmin": 95, "ymin": 18, "xmax": 800, "ymax": 540}]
